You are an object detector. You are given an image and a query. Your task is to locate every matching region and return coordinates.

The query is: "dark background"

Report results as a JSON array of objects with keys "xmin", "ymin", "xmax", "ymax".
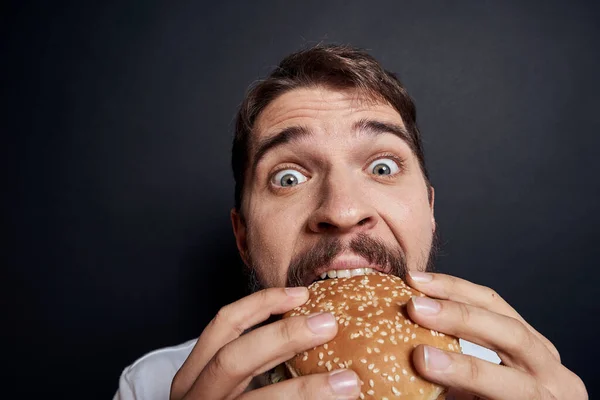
[{"xmin": 4, "ymin": 0, "xmax": 599, "ymax": 398}]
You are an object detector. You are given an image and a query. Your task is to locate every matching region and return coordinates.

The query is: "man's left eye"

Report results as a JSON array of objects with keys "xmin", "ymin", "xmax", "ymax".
[{"xmin": 367, "ymin": 158, "xmax": 400, "ymax": 176}]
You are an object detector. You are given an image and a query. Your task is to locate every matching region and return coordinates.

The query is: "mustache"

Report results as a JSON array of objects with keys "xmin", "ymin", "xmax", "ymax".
[{"xmin": 286, "ymin": 233, "xmax": 408, "ymax": 287}]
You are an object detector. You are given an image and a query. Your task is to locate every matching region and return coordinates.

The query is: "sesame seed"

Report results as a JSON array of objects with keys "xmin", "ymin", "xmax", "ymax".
[
  {"xmin": 367, "ymin": 389, "xmax": 375, "ymax": 395},
  {"xmin": 374, "ymin": 348, "xmax": 381, "ymax": 353},
  {"xmin": 328, "ymin": 350, "xmax": 334, "ymax": 355},
  {"xmin": 302, "ymin": 355, "xmax": 308, "ymax": 361},
  {"xmin": 318, "ymin": 361, "xmax": 324, "ymax": 366},
  {"xmin": 369, "ymin": 379, "xmax": 374, "ymax": 387},
  {"xmin": 387, "ymin": 376, "xmax": 393, "ymax": 381},
  {"xmin": 392, "ymin": 387, "xmax": 401, "ymax": 396},
  {"xmin": 373, "ymin": 367, "xmax": 380, "ymax": 373},
  {"xmin": 419, "ymin": 388, "xmax": 424, "ymax": 394},
  {"xmin": 394, "ymin": 374, "xmax": 400, "ymax": 382},
  {"xmin": 333, "ymin": 357, "xmax": 339, "ymax": 363},
  {"xmin": 319, "ymin": 352, "xmax": 323, "ymax": 360},
  {"xmin": 368, "ymin": 364, "xmax": 374, "ymax": 370},
  {"xmin": 324, "ymin": 344, "xmax": 328, "ymax": 349},
  {"xmin": 390, "ymin": 355, "xmax": 396, "ymax": 361},
  {"xmin": 360, "ymin": 358, "xmax": 367, "ymax": 364},
  {"xmin": 410, "ymin": 376, "xmax": 416, "ymax": 382}
]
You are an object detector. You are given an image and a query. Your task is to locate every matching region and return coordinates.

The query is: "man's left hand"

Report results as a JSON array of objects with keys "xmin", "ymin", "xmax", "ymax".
[{"xmin": 405, "ymin": 271, "xmax": 588, "ymax": 400}]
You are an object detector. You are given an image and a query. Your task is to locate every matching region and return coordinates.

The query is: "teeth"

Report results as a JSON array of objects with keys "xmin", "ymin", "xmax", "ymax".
[
  {"xmin": 337, "ymin": 269, "xmax": 351, "ymax": 278},
  {"xmin": 319, "ymin": 267, "xmax": 376, "ymax": 280}
]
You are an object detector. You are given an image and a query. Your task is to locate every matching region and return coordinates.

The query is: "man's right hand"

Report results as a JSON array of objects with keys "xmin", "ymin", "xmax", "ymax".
[{"xmin": 170, "ymin": 287, "xmax": 361, "ymax": 400}]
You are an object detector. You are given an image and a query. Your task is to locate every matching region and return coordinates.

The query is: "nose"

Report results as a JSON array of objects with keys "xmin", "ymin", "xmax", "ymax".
[{"xmin": 307, "ymin": 172, "xmax": 378, "ymax": 234}]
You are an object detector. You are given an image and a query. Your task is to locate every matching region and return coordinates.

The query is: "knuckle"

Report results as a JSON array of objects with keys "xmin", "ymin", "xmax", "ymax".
[
  {"xmin": 547, "ymin": 343, "xmax": 561, "ymax": 362},
  {"xmin": 521, "ymin": 382, "xmax": 544, "ymax": 400},
  {"xmin": 572, "ymin": 375, "xmax": 589, "ymax": 399},
  {"xmin": 210, "ymin": 346, "xmax": 240, "ymax": 381},
  {"xmin": 480, "ymin": 285, "xmax": 500, "ymax": 307},
  {"xmin": 277, "ymin": 319, "xmax": 297, "ymax": 346},
  {"xmin": 456, "ymin": 302, "xmax": 473, "ymax": 326},
  {"xmin": 213, "ymin": 304, "xmax": 245, "ymax": 336},
  {"xmin": 296, "ymin": 376, "xmax": 313, "ymax": 398},
  {"xmin": 508, "ymin": 318, "xmax": 536, "ymax": 355},
  {"xmin": 467, "ymin": 356, "xmax": 481, "ymax": 382}
]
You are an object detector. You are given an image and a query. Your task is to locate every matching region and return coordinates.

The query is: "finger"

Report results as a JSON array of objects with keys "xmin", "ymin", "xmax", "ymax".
[
  {"xmin": 188, "ymin": 312, "xmax": 338, "ymax": 399},
  {"xmin": 237, "ymin": 369, "xmax": 361, "ymax": 400},
  {"xmin": 406, "ymin": 271, "xmax": 561, "ymax": 361},
  {"xmin": 407, "ymin": 296, "xmax": 555, "ymax": 373},
  {"xmin": 412, "ymin": 345, "xmax": 556, "ymax": 400},
  {"xmin": 171, "ymin": 287, "xmax": 309, "ymax": 399}
]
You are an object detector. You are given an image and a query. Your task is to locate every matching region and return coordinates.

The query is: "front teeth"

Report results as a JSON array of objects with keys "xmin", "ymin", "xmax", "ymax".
[{"xmin": 319, "ymin": 267, "xmax": 374, "ymax": 280}]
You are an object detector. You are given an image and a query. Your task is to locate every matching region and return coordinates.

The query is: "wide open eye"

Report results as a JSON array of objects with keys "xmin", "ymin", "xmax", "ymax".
[
  {"xmin": 271, "ymin": 169, "xmax": 308, "ymax": 187},
  {"xmin": 367, "ymin": 158, "xmax": 400, "ymax": 176}
]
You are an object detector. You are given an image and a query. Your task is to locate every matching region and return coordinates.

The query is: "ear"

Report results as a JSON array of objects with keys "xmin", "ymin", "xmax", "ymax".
[
  {"xmin": 429, "ymin": 186, "xmax": 436, "ymax": 234},
  {"xmin": 231, "ymin": 208, "xmax": 250, "ymax": 267}
]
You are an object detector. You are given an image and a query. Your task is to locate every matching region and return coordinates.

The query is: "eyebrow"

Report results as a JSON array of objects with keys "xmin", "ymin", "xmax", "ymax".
[{"xmin": 250, "ymin": 118, "xmax": 413, "ymax": 174}]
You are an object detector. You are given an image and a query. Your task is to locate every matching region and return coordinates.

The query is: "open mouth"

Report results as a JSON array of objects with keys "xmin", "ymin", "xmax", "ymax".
[
  {"xmin": 316, "ymin": 267, "xmax": 376, "ymax": 280},
  {"xmin": 307, "ymin": 266, "xmax": 386, "ymax": 286}
]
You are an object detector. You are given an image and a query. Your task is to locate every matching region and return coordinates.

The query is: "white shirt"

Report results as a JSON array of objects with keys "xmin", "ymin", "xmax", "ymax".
[{"xmin": 113, "ymin": 338, "xmax": 501, "ymax": 400}]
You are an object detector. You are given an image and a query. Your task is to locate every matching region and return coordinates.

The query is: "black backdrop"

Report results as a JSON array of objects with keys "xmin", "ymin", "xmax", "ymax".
[{"xmin": 4, "ymin": 1, "xmax": 600, "ymax": 398}]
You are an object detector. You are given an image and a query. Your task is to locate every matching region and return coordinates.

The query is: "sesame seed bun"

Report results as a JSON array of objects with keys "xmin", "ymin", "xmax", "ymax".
[{"xmin": 283, "ymin": 272, "xmax": 461, "ymax": 400}]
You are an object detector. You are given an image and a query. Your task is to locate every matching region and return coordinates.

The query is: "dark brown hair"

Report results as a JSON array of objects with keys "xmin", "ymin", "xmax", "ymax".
[{"xmin": 231, "ymin": 44, "xmax": 430, "ymax": 211}]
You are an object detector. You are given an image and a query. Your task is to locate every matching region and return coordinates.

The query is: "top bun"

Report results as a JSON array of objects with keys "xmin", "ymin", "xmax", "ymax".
[{"xmin": 283, "ymin": 273, "xmax": 461, "ymax": 400}]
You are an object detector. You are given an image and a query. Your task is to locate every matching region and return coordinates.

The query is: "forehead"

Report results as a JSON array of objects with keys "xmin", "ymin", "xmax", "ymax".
[{"xmin": 253, "ymin": 86, "xmax": 406, "ymax": 142}]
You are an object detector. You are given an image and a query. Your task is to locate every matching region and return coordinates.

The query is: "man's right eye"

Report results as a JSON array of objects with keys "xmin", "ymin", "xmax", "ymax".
[{"xmin": 271, "ymin": 169, "xmax": 308, "ymax": 187}]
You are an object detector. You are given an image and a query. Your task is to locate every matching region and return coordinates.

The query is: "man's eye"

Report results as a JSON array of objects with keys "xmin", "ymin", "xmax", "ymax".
[
  {"xmin": 271, "ymin": 169, "xmax": 308, "ymax": 187},
  {"xmin": 367, "ymin": 158, "xmax": 400, "ymax": 176}
]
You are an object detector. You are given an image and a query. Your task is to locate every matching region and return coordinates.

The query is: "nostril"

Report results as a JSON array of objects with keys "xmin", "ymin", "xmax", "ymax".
[
  {"xmin": 358, "ymin": 218, "xmax": 369, "ymax": 226},
  {"xmin": 317, "ymin": 222, "xmax": 335, "ymax": 231}
]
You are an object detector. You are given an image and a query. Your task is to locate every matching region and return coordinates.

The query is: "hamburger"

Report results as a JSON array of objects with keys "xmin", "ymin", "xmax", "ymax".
[{"xmin": 282, "ymin": 272, "xmax": 461, "ymax": 399}]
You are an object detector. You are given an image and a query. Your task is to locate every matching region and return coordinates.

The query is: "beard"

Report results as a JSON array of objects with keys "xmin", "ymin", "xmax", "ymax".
[{"xmin": 245, "ymin": 231, "xmax": 439, "ymax": 293}]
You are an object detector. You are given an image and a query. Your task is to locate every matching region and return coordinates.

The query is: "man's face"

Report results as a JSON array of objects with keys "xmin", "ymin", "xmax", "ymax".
[{"xmin": 231, "ymin": 86, "xmax": 436, "ymax": 289}]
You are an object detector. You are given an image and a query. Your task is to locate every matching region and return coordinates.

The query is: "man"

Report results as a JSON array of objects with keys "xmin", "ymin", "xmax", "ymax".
[{"xmin": 114, "ymin": 44, "xmax": 588, "ymax": 399}]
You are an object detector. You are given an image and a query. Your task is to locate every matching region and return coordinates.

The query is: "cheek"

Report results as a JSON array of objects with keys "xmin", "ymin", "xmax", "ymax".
[
  {"xmin": 379, "ymin": 186, "xmax": 433, "ymax": 264},
  {"xmin": 245, "ymin": 196, "xmax": 309, "ymax": 287}
]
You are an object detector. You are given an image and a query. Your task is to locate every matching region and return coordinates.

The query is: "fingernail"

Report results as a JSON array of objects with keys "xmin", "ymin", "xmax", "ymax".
[
  {"xmin": 306, "ymin": 312, "xmax": 336, "ymax": 334},
  {"xmin": 409, "ymin": 270, "xmax": 433, "ymax": 282},
  {"xmin": 424, "ymin": 346, "xmax": 452, "ymax": 371},
  {"xmin": 412, "ymin": 296, "xmax": 441, "ymax": 315},
  {"xmin": 328, "ymin": 369, "xmax": 359, "ymax": 396},
  {"xmin": 285, "ymin": 287, "xmax": 308, "ymax": 297}
]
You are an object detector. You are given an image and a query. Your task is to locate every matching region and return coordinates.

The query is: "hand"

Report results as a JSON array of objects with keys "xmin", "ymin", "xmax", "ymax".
[
  {"xmin": 405, "ymin": 271, "xmax": 588, "ymax": 400},
  {"xmin": 170, "ymin": 287, "xmax": 361, "ymax": 400}
]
